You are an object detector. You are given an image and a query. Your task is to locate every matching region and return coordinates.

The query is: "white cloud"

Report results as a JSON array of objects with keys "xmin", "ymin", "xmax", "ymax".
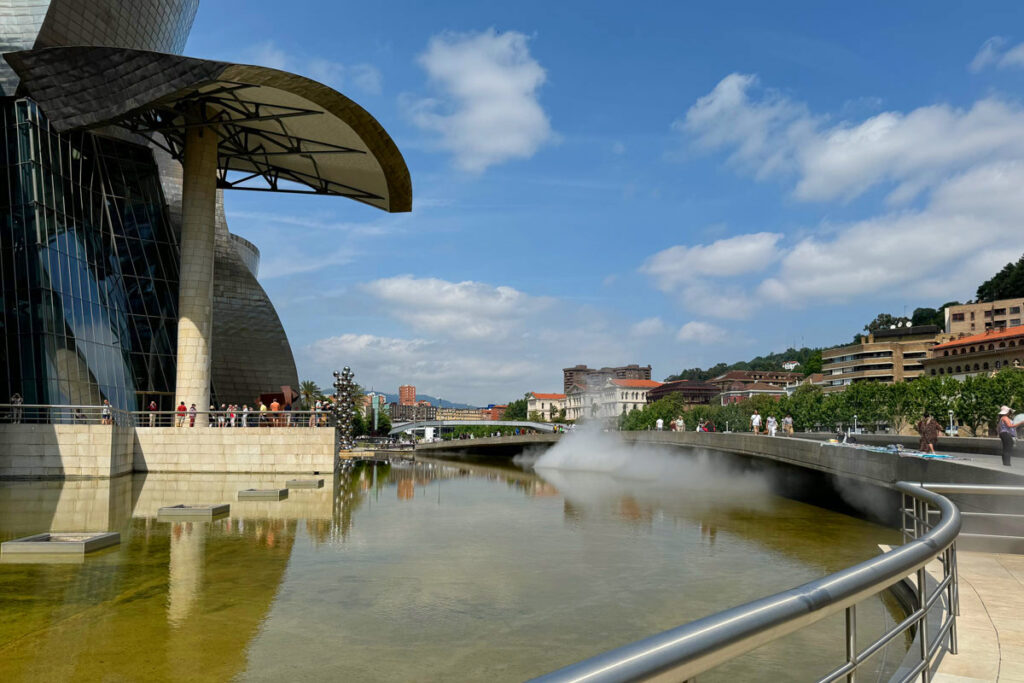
[
  {"xmin": 630, "ymin": 317, "xmax": 667, "ymax": 336},
  {"xmin": 758, "ymin": 161, "xmax": 1024, "ymax": 304},
  {"xmin": 676, "ymin": 321, "xmax": 728, "ymax": 345},
  {"xmin": 678, "ymin": 73, "xmax": 1024, "ymax": 204},
  {"xmin": 640, "ymin": 232, "xmax": 782, "ymax": 292},
  {"xmin": 247, "ymin": 41, "xmax": 382, "ymax": 95},
  {"xmin": 969, "ymin": 37, "xmax": 1024, "ymax": 72},
  {"xmin": 362, "ymin": 275, "xmax": 551, "ymax": 340},
  {"xmin": 408, "ymin": 29, "xmax": 553, "ymax": 172}
]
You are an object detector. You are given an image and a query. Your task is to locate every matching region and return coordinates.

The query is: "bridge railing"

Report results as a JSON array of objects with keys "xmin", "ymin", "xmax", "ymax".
[
  {"xmin": 0, "ymin": 403, "xmax": 134, "ymax": 427},
  {"xmin": 532, "ymin": 481, "xmax": 960, "ymax": 683},
  {"xmin": 130, "ymin": 409, "xmax": 336, "ymax": 428}
]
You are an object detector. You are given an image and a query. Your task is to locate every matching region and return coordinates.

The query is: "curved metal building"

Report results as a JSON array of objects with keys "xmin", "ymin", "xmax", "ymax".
[{"xmin": 0, "ymin": 0, "xmax": 410, "ymax": 411}]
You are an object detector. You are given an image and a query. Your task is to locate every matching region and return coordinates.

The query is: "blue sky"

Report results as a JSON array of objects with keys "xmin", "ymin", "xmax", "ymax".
[{"xmin": 185, "ymin": 1, "xmax": 1024, "ymax": 405}]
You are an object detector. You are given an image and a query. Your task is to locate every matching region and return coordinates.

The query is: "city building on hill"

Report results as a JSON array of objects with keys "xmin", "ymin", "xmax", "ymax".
[
  {"xmin": 945, "ymin": 299, "xmax": 1024, "ymax": 335},
  {"xmin": 645, "ymin": 380, "xmax": 718, "ymax": 408},
  {"xmin": 562, "ymin": 364, "xmax": 652, "ymax": 394},
  {"xmin": 527, "ymin": 393, "xmax": 567, "ymax": 421},
  {"xmin": 389, "ymin": 402, "xmax": 437, "ymax": 422},
  {"xmin": 821, "ymin": 325, "xmax": 950, "ymax": 393},
  {"xmin": 399, "ymin": 385, "xmax": 417, "ymax": 406},
  {"xmin": 923, "ymin": 325, "xmax": 1024, "ymax": 380},
  {"xmin": 785, "ymin": 374, "xmax": 826, "ymax": 395},
  {"xmin": 719, "ymin": 382, "xmax": 787, "ymax": 405},
  {"xmin": 782, "ymin": 360, "xmax": 801, "ymax": 371},
  {"xmin": 707, "ymin": 370, "xmax": 803, "ymax": 393},
  {"xmin": 567, "ymin": 379, "xmax": 661, "ymax": 420}
]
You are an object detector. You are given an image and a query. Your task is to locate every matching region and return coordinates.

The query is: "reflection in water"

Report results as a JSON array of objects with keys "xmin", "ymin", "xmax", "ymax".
[
  {"xmin": 167, "ymin": 521, "xmax": 205, "ymax": 627},
  {"xmin": 0, "ymin": 459, "xmax": 906, "ymax": 682}
]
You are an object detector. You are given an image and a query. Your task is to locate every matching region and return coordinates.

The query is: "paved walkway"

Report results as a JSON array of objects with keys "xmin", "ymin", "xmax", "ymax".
[{"xmin": 935, "ymin": 551, "xmax": 1024, "ymax": 682}]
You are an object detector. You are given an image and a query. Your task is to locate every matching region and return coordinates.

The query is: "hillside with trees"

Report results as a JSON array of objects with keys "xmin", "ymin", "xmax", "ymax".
[
  {"xmin": 977, "ymin": 254, "xmax": 1024, "ymax": 302},
  {"xmin": 665, "ymin": 347, "xmax": 824, "ymax": 382}
]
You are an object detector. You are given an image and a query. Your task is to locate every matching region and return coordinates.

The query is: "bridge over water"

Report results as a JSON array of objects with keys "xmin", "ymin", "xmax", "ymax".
[{"xmin": 388, "ymin": 419, "xmax": 560, "ymax": 436}]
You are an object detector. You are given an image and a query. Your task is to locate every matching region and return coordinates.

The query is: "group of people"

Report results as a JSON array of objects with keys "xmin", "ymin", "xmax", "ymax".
[
  {"xmin": 750, "ymin": 410, "xmax": 794, "ymax": 436},
  {"xmin": 168, "ymin": 399, "xmax": 296, "ymax": 428}
]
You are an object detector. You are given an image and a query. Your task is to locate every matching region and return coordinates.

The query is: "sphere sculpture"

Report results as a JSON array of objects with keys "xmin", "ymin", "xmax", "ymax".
[{"xmin": 333, "ymin": 367, "xmax": 357, "ymax": 453}]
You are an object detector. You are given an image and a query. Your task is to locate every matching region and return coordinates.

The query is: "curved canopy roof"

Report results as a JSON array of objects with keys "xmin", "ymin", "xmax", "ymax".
[{"xmin": 5, "ymin": 46, "xmax": 411, "ymax": 212}]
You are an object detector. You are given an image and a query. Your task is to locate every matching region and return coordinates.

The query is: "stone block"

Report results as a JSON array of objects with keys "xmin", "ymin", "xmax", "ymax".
[
  {"xmin": 157, "ymin": 504, "xmax": 229, "ymax": 520},
  {"xmin": 1, "ymin": 532, "xmax": 120, "ymax": 555},
  {"xmin": 286, "ymin": 479, "xmax": 324, "ymax": 488},
  {"xmin": 238, "ymin": 488, "xmax": 288, "ymax": 500}
]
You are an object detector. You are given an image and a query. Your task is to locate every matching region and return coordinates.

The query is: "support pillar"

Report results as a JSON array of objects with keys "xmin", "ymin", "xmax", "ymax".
[{"xmin": 174, "ymin": 124, "xmax": 218, "ymax": 419}]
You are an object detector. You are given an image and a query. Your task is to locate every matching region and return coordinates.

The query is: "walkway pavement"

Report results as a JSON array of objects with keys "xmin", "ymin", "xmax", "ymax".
[{"xmin": 935, "ymin": 551, "xmax": 1024, "ymax": 682}]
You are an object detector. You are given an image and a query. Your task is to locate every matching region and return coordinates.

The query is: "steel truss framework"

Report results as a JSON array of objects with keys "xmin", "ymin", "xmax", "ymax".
[{"xmin": 119, "ymin": 81, "xmax": 384, "ymax": 201}]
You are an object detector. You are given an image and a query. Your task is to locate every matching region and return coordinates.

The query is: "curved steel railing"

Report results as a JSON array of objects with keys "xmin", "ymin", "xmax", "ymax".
[{"xmin": 533, "ymin": 482, "xmax": 960, "ymax": 683}]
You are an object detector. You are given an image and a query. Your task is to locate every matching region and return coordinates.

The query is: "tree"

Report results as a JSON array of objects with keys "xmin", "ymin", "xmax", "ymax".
[
  {"xmin": 503, "ymin": 395, "xmax": 528, "ymax": 420},
  {"xmin": 954, "ymin": 374, "xmax": 1000, "ymax": 436},
  {"xmin": 528, "ymin": 410, "xmax": 545, "ymax": 422},
  {"xmin": 375, "ymin": 412, "xmax": 392, "ymax": 437},
  {"xmin": 803, "ymin": 350, "xmax": 823, "ymax": 375},
  {"xmin": 862, "ymin": 313, "xmax": 910, "ymax": 334},
  {"xmin": 977, "ymin": 254, "xmax": 1024, "ymax": 302},
  {"xmin": 299, "ymin": 380, "xmax": 321, "ymax": 409}
]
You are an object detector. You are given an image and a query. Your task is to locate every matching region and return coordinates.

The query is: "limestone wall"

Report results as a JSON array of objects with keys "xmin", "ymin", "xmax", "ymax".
[
  {"xmin": 133, "ymin": 427, "xmax": 335, "ymax": 474},
  {"xmin": 0, "ymin": 424, "xmax": 135, "ymax": 478},
  {"xmin": 0, "ymin": 424, "xmax": 336, "ymax": 479}
]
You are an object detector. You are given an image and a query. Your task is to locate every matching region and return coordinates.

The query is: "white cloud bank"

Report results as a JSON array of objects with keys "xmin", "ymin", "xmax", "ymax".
[
  {"xmin": 408, "ymin": 29, "xmax": 554, "ymax": 172},
  {"xmin": 658, "ymin": 74, "xmax": 1024, "ymax": 308},
  {"xmin": 676, "ymin": 321, "xmax": 728, "ymax": 345}
]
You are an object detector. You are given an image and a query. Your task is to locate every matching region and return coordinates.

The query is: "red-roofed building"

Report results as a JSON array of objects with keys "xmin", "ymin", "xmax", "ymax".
[
  {"xmin": 708, "ymin": 370, "xmax": 804, "ymax": 392},
  {"xmin": 923, "ymin": 325, "xmax": 1024, "ymax": 380},
  {"xmin": 527, "ymin": 392, "xmax": 567, "ymax": 421}
]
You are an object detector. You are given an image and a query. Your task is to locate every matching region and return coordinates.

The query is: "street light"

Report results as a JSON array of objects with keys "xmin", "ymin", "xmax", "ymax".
[
  {"xmin": 948, "ymin": 409, "xmax": 955, "ymax": 437},
  {"xmin": 853, "ymin": 414, "xmax": 858, "ymax": 434}
]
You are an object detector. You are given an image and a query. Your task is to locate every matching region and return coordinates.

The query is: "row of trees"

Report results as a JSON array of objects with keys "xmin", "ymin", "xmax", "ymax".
[
  {"xmin": 666, "ymin": 347, "xmax": 824, "ymax": 382},
  {"xmin": 299, "ymin": 379, "xmax": 392, "ymax": 437},
  {"xmin": 621, "ymin": 370, "xmax": 1024, "ymax": 435}
]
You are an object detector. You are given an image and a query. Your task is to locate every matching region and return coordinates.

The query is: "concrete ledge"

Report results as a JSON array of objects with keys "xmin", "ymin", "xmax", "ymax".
[
  {"xmin": 285, "ymin": 478, "xmax": 324, "ymax": 488},
  {"xmin": 1, "ymin": 531, "xmax": 120, "ymax": 555},
  {"xmin": 157, "ymin": 503, "xmax": 230, "ymax": 520},
  {"xmin": 238, "ymin": 488, "xmax": 288, "ymax": 501}
]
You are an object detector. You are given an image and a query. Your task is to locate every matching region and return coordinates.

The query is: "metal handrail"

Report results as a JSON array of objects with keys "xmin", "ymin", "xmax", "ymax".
[
  {"xmin": 130, "ymin": 409, "xmax": 336, "ymax": 427},
  {"xmin": 0, "ymin": 403, "xmax": 134, "ymax": 426},
  {"xmin": 533, "ymin": 482, "xmax": 960, "ymax": 683}
]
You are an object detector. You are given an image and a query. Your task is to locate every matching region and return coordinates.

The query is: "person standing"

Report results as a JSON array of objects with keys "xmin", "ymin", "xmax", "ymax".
[
  {"xmin": 242, "ymin": 404, "xmax": 250, "ymax": 427},
  {"xmin": 655, "ymin": 418, "xmax": 664, "ymax": 431},
  {"xmin": 782, "ymin": 414, "xmax": 794, "ymax": 436},
  {"xmin": 916, "ymin": 413, "xmax": 941, "ymax": 454},
  {"xmin": 147, "ymin": 400, "xmax": 158, "ymax": 427},
  {"xmin": 101, "ymin": 399, "xmax": 112, "ymax": 425},
  {"xmin": 259, "ymin": 400, "xmax": 268, "ymax": 426},
  {"xmin": 188, "ymin": 403, "xmax": 197, "ymax": 427},
  {"xmin": 997, "ymin": 406, "xmax": 1024, "ymax": 467},
  {"xmin": 176, "ymin": 401, "xmax": 187, "ymax": 427},
  {"xmin": 766, "ymin": 415, "xmax": 778, "ymax": 437},
  {"xmin": 10, "ymin": 393, "xmax": 22, "ymax": 424},
  {"xmin": 750, "ymin": 410, "xmax": 762, "ymax": 435}
]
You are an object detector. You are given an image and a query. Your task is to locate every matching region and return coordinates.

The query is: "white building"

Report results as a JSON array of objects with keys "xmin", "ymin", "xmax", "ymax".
[
  {"xmin": 527, "ymin": 392, "xmax": 566, "ymax": 421},
  {"xmin": 565, "ymin": 379, "xmax": 661, "ymax": 420}
]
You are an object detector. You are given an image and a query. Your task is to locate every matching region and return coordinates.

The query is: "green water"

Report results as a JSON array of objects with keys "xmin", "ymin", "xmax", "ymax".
[{"xmin": 0, "ymin": 459, "xmax": 906, "ymax": 681}]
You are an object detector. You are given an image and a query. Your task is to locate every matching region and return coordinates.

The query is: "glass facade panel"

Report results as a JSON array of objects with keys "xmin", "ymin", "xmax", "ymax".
[{"xmin": 0, "ymin": 98, "xmax": 179, "ymax": 410}]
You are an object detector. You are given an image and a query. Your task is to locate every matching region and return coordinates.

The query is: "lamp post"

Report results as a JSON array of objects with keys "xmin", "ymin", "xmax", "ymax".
[
  {"xmin": 948, "ymin": 409, "xmax": 955, "ymax": 437},
  {"xmin": 853, "ymin": 414, "xmax": 858, "ymax": 434}
]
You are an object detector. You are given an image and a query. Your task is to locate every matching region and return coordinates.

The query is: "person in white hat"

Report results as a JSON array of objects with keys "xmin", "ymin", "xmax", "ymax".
[{"xmin": 997, "ymin": 406, "xmax": 1024, "ymax": 467}]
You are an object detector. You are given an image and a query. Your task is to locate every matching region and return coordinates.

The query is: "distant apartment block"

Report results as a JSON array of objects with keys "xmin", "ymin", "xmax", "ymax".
[
  {"xmin": 437, "ymin": 407, "xmax": 489, "ymax": 421},
  {"xmin": 562, "ymin": 364, "xmax": 651, "ymax": 394},
  {"xmin": 398, "ymin": 385, "xmax": 416, "ymax": 406},
  {"xmin": 945, "ymin": 298, "xmax": 1024, "ymax": 335},
  {"xmin": 527, "ymin": 393, "xmax": 567, "ymax": 421},
  {"xmin": 821, "ymin": 326, "xmax": 949, "ymax": 393},
  {"xmin": 389, "ymin": 402, "xmax": 436, "ymax": 421},
  {"xmin": 923, "ymin": 325, "xmax": 1024, "ymax": 380}
]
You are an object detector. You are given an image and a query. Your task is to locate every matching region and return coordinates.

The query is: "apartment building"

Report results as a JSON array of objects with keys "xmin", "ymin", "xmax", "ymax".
[
  {"xmin": 923, "ymin": 325, "xmax": 1024, "ymax": 380},
  {"xmin": 566, "ymin": 379, "xmax": 661, "ymax": 420},
  {"xmin": 821, "ymin": 325, "xmax": 949, "ymax": 393},
  {"xmin": 707, "ymin": 370, "xmax": 803, "ymax": 393},
  {"xmin": 398, "ymin": 385, "xmax": 417, "ymax": 406},
  {"xmin": 945, "ymin": 298, "xmax": 1024, "ymax": 335}
]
